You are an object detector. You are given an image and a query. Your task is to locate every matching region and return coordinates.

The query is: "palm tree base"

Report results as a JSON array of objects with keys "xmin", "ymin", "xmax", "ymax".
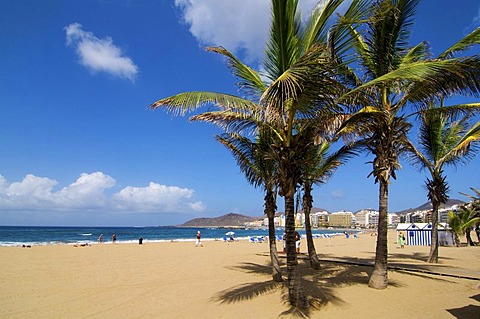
[{"xmin": 368, "ymin": 269, "xmax": 388, "ymax": 289}]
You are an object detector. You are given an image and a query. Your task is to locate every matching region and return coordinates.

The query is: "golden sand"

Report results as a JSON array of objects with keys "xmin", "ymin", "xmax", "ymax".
[{"xmin": 1, "ymin": 230, "xmax": 479, "ymax": 318}]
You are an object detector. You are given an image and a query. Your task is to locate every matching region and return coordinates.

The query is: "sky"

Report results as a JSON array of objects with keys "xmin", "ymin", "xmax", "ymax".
[{"xmin": 1, "ymin": 0, "xmax": 479, "ymax": 226}]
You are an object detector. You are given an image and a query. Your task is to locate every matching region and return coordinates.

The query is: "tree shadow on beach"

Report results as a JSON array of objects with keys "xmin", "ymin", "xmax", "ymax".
[
  {"xmin": 446, "ymin": 304, "xmax": 480, "ymax": 319},
  {"xmin": 211, "ymin": 258, "xmax": 396, "ymax": 318}
]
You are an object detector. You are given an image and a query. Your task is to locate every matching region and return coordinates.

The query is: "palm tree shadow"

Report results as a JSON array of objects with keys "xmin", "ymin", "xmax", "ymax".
[{"xmin": 212, "ymin": 259, "xmax": 401, "ymax": 317}]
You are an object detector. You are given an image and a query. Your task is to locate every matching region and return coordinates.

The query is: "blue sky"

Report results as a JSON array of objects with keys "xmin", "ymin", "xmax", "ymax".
[{"xmin": 1, "ymin": 0, "xmax": 479, "ymax": 226}]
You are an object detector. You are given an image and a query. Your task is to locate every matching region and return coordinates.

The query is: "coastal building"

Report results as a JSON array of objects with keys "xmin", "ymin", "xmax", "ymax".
[
  {"xmin": 388, "ymin": 212, "xmax": 400, "ymax": 226},
  {"xmin": 355, "ymin": 209, "xmax": 378, "ymax": 228},
  {"xmin": 329, "ymin": 211, "xmax": 354, "ymax": 228},
  {"xmin": 311, "ymin": 211, "xmax": 329, "ymax": 227}
]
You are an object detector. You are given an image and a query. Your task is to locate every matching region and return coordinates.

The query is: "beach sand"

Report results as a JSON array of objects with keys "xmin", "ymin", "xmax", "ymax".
[{"xmin": 1, "ymin": 230, "xmax": 479, "ymax": 318}]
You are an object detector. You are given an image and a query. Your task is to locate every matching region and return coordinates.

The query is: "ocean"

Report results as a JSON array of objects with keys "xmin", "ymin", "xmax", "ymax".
[{"xmin": 0, "ymin": 226, "xmax": 345, "ymax": 246}]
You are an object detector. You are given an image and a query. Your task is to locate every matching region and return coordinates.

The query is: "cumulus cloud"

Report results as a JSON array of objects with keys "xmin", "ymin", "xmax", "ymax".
[
  {"xmin": 174, "ymin": 0, "xmax": 270, "ymax": 62},
  {"xmin": 65, "ymin": 23, "xmax": 139, "ymax": 81},
  {"xmin": 174, "ymin": 0, "xmax": 343, "ymax": 62},
  {"xmin": 0, "ymin": 173, "xmax": 204, "ymax": 214},
  {"xmin": 112, "ymin": 182, "xmax": 205, "ymax": 213}
]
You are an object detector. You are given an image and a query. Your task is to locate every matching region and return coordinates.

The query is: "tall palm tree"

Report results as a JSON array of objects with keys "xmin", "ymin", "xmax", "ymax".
[
  {"xmin": 215, "ymin": 131, "xmax": 283, "ymax": 281},
  {"xmin": 407, "ymin": 101, "xmax": 480, "ymax": 262},
  {"xmin": 337, "ymin": 0, "xmax": 480, "ymax": 288},
  {"xmin": 300, "ymin": 140, "xmax": 358, "ymax": 269},
  {"xmin": 150, "ymin": 0, "xmax": 368, "ymax": 308}
]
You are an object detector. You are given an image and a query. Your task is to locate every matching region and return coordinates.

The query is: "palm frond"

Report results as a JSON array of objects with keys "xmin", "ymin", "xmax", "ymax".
[
  {"xmin": 301, "ymin": 0, "xmax": 345, "ymax": 51},
  {"xmin": 263, "ymin": 0, "xmax": 301, "ymax": 82},
  {"xmin": 206, "ymin": 46, "xmax": 266, "ymax": 97},
  {"xmin": 341, "ymin": 58, "xmax": 480, "ymax": 103},
  {"xmin": 438, "ymin": 26, "xmax": 480, "ymax": 59},
  {"xmin": 150, "ymin": 91, "xmax": 256, "ymax": 116}
]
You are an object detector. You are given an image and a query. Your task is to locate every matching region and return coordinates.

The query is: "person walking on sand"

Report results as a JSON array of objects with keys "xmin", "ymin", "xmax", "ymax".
[
  {"xmin": 398, "ymin": 232, "xmax": 406, "ymax": 249},
  {"xmin": 195, "ymin": 231, "xmax": 203, "ymax": 247}
]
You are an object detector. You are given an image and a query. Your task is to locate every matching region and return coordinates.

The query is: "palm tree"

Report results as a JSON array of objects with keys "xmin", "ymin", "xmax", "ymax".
[
  {"xmin": 300, "ymin": 140, "xmax": 358, "ymax": 269},
  {"xmin": 407, "ymin": 101, "xmax": 480, "ymax": 262},
  {"xmin": 447, "ymin": 205, "xmax": 480, "ymax": 246},
  {"xmin": 150, "ymin": 0, "xmax": 368, "ymax": 308},
  {"xmin": 460, "ymin": 187, "xmax": 480, "ymax": 242},
  {"xmin": 215, "ymin": 131, "xmax": 283, "ymax": 281},
  {"xmin": 337, "ymin": 0, "xmax": 480, "ymax": 289}
]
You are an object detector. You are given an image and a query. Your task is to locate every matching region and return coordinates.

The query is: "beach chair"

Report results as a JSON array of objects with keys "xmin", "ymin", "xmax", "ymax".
[{"xmin": 249, "ymin": 237, "xmax": 256, "ymax": 243}]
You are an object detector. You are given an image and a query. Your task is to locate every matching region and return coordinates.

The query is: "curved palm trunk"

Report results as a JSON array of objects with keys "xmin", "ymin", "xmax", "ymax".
[
  {"xmin": 465, "ymin": 229, "xmax": 475, "ymax": 246},
  {"xmin": 265, "ymin": 189, "xmax": 283, "ymax": 282},
  {"xmin": 475, "ymin": 221, "xmax": 480, "ymax": 242},
  {"xmin": 427, "ymin": 200, "xmax": 440, "ymax": 263},
  {"xmin": 452, "ymin": 231, "xmax": 461, "ymax": 247},
  {"xmin": 285, "ymin": 187, "xmax": 309, "ymax": 309},
  {"xmin": 302, "ymin": 183, "xmax": 320, "ymax": 269},
  {"xmin": 368, "ymin": 177, "xmax": 389, "ymax": 289}
]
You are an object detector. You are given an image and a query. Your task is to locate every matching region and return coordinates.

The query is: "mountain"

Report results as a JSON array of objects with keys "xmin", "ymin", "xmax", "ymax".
[
  {"xmin": 395, "ymin": 198, "xmax": 465, "ymax": 214},
  {"xmin": 179, "ymin": 213, "xmax": 260, "ymax": 227}
]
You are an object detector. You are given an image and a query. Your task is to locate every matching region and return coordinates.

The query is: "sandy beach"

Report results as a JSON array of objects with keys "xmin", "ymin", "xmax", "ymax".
[{"xmin": 1, "ymin": 230, "xmax": 479, "ymax": 319}]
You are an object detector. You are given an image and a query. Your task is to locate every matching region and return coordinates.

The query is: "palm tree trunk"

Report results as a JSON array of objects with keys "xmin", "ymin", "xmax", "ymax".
[
  {"xmin": 475, "ymin": 222, "xmax": 480, "ymax": 242},
  {"xmin": 465, "ymin": 229, "xmax": 475, "ymax": 246},
  {"xmin": 265, "ymin": 189, "xmax": 283, "ymax": 282},
  {"xmin": 453, "ymin": 232, "xmax": 461, "ymax": 247},
  {"xmin": 285, "ymin": 188, "xmax": 309, "ymax": 309},
  {"xmin": 368, "ymin": 177, "xmax": 389, "ymax": 289},
  {"xmin": 302, "ymin": 183, "xmax": 320, "ymax": 269},
  {"xmin": 427, "ymin": 201, "xmax": 439, "ymax": 263}
]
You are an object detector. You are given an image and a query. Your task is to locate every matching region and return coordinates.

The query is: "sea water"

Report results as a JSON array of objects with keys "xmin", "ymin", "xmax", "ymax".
[{"xmin": 0, "ymin": 226, "xmax": 344, "ymax": 246}]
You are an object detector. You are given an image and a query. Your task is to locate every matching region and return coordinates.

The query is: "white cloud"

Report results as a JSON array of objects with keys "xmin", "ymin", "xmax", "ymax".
[
  {"xmin": 0, "ymin": 173, "xmax": 204, "ymax": 214},
  {"xmin": 65, "ymin": 23, "xmax": 139, "ymax": 81},
  {"xmin": 174, "ymin": 0, "xmax": 343, "ymax": 62},
  {"xmin": 175, "ymin": 0, "xmax": 270, "ymax": 62},
  {"xmin": 112, "ymin": 182, "xmax": 205, "ymax": 213}
]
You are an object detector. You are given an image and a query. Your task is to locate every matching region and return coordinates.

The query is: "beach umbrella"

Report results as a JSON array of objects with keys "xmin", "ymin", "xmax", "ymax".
[{"xmin": 225, "ymin": 231, "xmax": 235, "ymax": 236}]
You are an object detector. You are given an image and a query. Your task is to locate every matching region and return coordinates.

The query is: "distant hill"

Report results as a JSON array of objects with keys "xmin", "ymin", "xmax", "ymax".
[
  {"xmin": 179, "ymin": 213, "xmax": 260, "ymax": 227},
  {"xmin": 395, "ymin": 199, "xmax": 465, "ymax": 214}
]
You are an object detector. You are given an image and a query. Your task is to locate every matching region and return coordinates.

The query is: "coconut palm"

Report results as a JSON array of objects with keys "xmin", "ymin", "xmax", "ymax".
[
  {"xmin": 337, "ymin": 0, "xmax": 480, "ymax": 288},
  {"xmin": 300, "ymin": 139, "xmax": 358, "ymax": 269},
  {"xmin": 407, "ymin": 100, "xmax": 480, "ymax": 262},
  {"xmin": 150, "ymin": 0, "xmax": 369, "ymax": 308},
  {"xmin": 215, "ymin": 131, "xmax": 283, "ymax": 281}
]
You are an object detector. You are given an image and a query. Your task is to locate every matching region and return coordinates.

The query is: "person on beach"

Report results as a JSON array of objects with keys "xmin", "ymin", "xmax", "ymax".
[
  {"xmin": 195, "ymin": 231, "xmax": 203, "ymax": 247},
  {"xmin": 295, "ymin": 231, "xmax": 301, "ymax": 253},
  {"xmin": 282, "ymin": 233, "xmax": 286, "ymax": 253},
  {"xmin": 98, "ymin": 234, "xmax": 103, "ymax": 244},
  {"xmin": 112, "ymin": 234, "xmax": 116, "ymax": 243},
  {"xmin": 398, "ymin": 232, "xmax": 406, "ymax": 248}
]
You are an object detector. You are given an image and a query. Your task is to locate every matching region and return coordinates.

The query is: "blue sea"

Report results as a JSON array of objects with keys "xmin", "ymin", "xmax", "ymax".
[{"xmin": 0, "ymin": 226, "xmax": 344, "ymax": 246}]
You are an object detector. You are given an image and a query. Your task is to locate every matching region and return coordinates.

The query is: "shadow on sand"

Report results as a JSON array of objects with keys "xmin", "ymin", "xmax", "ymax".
[
  {"xmin": 210, "ymin": 258, "xmax": 403, "ymax": 318},
  {"xmin": 210, "ymin": 250, "xmax": 480, "ymax": 318}
]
